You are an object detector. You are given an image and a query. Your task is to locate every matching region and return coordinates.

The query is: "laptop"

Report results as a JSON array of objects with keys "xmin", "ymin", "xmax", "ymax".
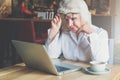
[{"xmin": 12, "ymin": 40, "xmax": 81, "ymax": 75}]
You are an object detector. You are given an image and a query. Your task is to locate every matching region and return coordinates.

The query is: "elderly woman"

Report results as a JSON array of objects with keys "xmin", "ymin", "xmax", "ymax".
[{"xmin": 45, "ymin": 0, "xmax": 109, "ymax": 62}]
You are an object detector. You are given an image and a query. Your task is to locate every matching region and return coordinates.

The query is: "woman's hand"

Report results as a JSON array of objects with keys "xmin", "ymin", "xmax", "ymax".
[
  {"xmin": 51, "ymin": 14, "xmax": 62, "ymax": 33},
  {"xmin": 49, "ymin": 14, "xmax": 62, "ymax": 42},
  {"xmin": 77, "ymin": 18, "xmax": 94, "ymax": 34},
  {"xmin": 77, "ymin": 24, "xmax": 94, "ymax": 34}
]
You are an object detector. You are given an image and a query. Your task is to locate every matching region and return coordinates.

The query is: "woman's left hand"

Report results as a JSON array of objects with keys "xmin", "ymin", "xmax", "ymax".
[{"xmin": 77, "ymin": 19, "xmax": 94, "ymax": 34}]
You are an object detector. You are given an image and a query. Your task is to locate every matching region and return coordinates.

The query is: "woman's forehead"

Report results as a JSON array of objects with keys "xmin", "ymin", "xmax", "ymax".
[{"xmin": 65, "ymin": 13, "xmax": 80, "ymax": 17}]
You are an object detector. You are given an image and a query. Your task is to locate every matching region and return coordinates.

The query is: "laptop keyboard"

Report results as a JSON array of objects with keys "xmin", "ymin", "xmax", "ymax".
[{"xmin": 55, "ymin": 65, "xmax": 70, "ymax": 72}]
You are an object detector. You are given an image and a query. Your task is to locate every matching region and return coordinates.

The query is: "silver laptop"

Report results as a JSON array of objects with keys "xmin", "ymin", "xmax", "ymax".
[{"xmin": 12, "ymin": 40, "xmax": 81, "ymax": 75}]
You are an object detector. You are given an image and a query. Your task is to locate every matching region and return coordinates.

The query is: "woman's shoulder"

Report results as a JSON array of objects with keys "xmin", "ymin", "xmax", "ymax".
[{"xmin": 91, "ymin": 25, "xmax": 107, "ymax": 33}]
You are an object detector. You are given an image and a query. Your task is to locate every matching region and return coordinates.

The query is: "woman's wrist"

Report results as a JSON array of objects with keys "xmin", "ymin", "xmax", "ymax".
[{"xmin": 49, "ymin": 28, "xmax": 59, "ymax": 42}]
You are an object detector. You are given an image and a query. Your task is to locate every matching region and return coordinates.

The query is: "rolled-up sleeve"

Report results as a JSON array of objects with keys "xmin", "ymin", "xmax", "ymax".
[
  {"xmin": 88, "ymin": 28, "xmax": 109, "ymax": 62},
  {"xmin": 45, "ymin": 29, "xmax": 62, "ymax": 58}
]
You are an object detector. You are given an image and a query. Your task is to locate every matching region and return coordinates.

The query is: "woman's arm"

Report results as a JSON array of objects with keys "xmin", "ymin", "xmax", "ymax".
[
  {"xmin": 45, "ymin": 14, "xmax": 62, "ymax": 58},
  {"xmin": 88, "ymin": 27, "xmax": 109, "ymax": 62},
  {"xmin": 49, "ymin": 14, "xmax": 62, "ymax": 42},
  {"xmin": 45, "ymin": 29, "xmax": 62, "ymax": 58}
]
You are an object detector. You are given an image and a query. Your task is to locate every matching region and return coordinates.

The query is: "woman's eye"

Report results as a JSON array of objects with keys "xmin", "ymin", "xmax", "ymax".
[
  {"xmin": 71, "ymin": 18, "xmax": 76, "ymax": 21},
  {"xmin": 65, "ymin": 17, "xmax": 77, "ymax": 22}
]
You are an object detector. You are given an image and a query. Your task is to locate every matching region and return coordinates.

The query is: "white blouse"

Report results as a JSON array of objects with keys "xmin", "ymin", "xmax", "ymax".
[{"xmin": 45, "ymin": 25, "xmax": 109, "ymax": 62}]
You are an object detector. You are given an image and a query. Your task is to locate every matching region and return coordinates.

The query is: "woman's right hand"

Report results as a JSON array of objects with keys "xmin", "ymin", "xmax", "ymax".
[
  {"xmin": 51, "ymin": 14, "xmax": 62, "ymax": 33},
  {"xmin": 49, "ymin": 14, "xmax": 62, "ymax": 42}
]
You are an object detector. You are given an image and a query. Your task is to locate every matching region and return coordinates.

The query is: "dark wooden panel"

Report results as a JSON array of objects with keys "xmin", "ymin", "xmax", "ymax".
[
  {"xmin": 92, "ymin": 16, "xmax": 112, "ymax": 38},
  {"xmin": 0, "ymin": 19, "xmax": 51, "ymax": 68}
]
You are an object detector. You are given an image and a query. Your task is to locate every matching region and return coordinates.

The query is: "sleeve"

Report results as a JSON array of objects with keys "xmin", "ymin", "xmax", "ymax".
[
  {"xmin": 88, "ymin": 28, "xmax": 109, "ymax": 62},
  {"xmin": 22, "ymin": 7, "xmax": 27, "ymax": 13},
  {"xmin": 45, "ymin": 29, "xmax": 62, "ymax": 58}
]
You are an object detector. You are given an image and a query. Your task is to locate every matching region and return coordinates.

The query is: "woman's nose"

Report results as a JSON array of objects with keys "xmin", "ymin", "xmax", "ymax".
[{"xmin": 68, "ymin": 19, "xmax": 73, "ymax": 27}]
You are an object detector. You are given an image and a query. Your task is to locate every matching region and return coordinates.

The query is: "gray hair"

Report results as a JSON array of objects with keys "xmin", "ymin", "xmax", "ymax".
[{"xmin": 57, "ymin": 0, "xmax": 92, "ymax": 25}]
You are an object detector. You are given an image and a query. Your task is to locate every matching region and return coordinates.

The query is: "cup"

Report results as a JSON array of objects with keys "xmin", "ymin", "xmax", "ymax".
[{"xmin": 89, "ymin": 61, "xmax": 107, "ymax": 72}]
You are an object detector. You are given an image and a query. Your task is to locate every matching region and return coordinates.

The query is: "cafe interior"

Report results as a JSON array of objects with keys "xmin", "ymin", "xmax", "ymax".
[{"xmin": 0, "ymin": 0, "xmax": 120, "ymax": 79}]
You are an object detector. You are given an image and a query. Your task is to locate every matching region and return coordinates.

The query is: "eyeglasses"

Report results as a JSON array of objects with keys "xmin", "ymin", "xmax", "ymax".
[{"xmin": 65, "ymin": 13, "xmax": 80, "ymax": 22}]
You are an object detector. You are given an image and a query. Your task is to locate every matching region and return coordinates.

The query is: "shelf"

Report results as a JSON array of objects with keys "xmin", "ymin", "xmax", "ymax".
[{"xmin": 92, "ymin": 14, "xmax": 111, "ymax": 16}]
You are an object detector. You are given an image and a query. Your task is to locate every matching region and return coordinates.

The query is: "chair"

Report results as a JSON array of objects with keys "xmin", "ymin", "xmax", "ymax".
[
  {"xmin": 15, "ymin": 20, "xmax": 50, "ymax": 44},
  {"xmin": 108, "ymin": 39, "xmax": 114, "ymax": 64}
]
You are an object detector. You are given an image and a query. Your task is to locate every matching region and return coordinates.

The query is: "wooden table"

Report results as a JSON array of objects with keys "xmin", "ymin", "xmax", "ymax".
[{"xmin": 0, "ymin": 59, "xmax": 120, "ymax": 80}]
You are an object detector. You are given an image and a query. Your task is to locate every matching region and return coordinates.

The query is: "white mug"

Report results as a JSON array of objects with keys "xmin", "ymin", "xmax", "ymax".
[{"xmin": 90, "ymin": 61, "xmax": 107, "ymax": 72}]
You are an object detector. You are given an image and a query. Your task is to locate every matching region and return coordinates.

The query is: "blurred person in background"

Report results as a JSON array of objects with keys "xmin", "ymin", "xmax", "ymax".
[{"xmin": 21, "ymin": 0, "xmax": 33, "ymax": 18}]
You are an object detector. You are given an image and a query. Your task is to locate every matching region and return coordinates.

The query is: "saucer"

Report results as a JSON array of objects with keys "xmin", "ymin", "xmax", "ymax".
[{"xmin": 84, "ymin": 67, "xmax": 110, "ymax": 75}]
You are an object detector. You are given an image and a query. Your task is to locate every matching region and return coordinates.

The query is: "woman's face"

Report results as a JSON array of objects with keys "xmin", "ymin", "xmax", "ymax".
[{"xmin": 65, "ymin": 13, "xmax": 82, "ymax": 32}]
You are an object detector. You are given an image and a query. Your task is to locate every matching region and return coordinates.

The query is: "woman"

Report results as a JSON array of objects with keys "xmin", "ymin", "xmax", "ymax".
[{"xmin": 45, "ymin": 0, "xmax": 109, "ymax": 63}]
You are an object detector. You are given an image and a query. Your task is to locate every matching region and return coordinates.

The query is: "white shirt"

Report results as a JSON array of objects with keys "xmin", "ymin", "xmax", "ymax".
[{"xmin": 45, "ymin": 25, "xmax": 109, "ymax": 62}]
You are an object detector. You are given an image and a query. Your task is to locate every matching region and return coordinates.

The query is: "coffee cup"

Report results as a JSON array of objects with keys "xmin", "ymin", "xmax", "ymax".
[{"xmin": 90, "ymin": 61, "xmax": 107, "ymax": 72}]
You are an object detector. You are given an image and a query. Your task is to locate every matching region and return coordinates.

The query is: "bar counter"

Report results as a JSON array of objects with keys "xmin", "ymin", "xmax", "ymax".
[{"xmin": 0, "ymin": 18, "xmax": 51, "ymax": 22}]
